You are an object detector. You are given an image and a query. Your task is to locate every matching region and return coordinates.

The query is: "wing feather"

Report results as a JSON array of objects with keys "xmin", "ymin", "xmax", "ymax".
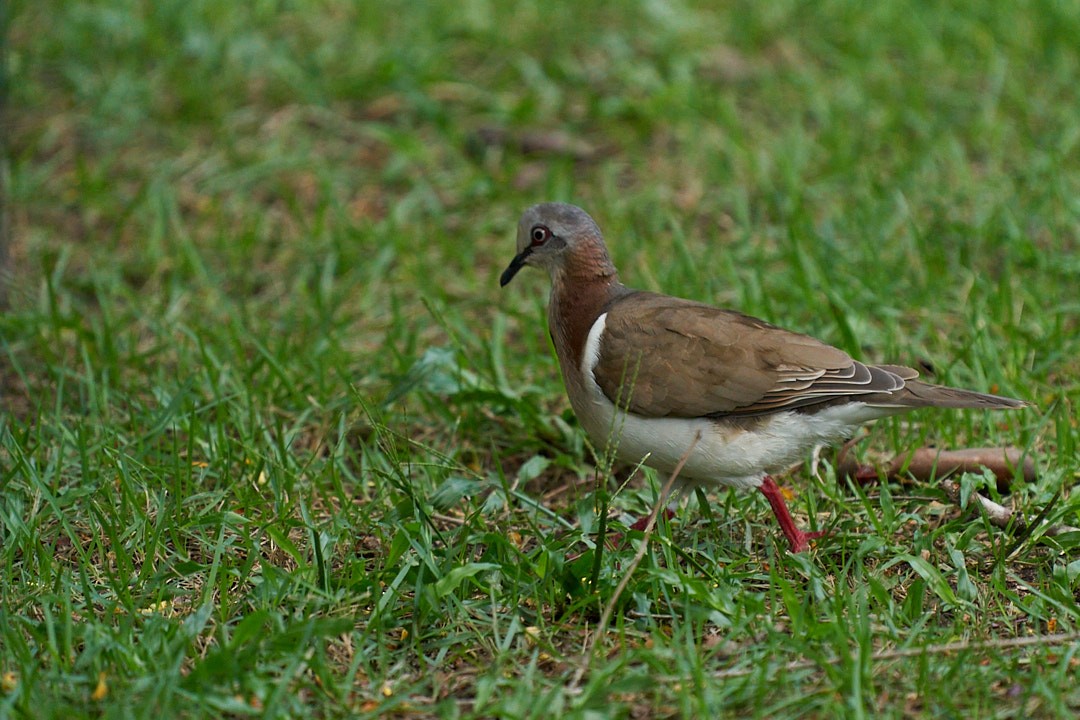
[{"xmin": 593, "ymin": 292, "xmax": 912, "ymax": 418}]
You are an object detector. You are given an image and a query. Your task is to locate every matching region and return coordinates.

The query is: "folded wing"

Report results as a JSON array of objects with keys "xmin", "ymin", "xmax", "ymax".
[{"xmin": 594, "ymin": 292, "xmax": 919, "ymax": 418}]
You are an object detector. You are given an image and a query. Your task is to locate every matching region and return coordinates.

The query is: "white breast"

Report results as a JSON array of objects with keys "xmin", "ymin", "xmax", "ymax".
[{"xmin": 571, "ymin": 313, "xmax": 890, "ymax": 491}]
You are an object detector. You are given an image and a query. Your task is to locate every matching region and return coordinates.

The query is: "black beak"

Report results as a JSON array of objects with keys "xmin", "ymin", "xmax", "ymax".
[{"xmin": 499, "ymin": 248, "xmax": 532, "ymax": 287}]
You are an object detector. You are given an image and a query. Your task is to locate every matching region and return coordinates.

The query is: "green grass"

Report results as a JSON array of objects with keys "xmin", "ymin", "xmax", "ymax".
[{"xmin": 3, "ymin": 0, "xmax": 1080, "ymax": 717}]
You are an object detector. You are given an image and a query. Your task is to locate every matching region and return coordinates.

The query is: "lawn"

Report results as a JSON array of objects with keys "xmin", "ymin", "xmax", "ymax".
[{"xmin": 3, "ymin": 0, "xmax": 1080, "ymax": 717}]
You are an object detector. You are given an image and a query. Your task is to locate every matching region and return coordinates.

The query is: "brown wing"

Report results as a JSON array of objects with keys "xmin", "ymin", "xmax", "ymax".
[{"xmin": 594, "ymin": 292, "xmax": 909, "ymax": 418}]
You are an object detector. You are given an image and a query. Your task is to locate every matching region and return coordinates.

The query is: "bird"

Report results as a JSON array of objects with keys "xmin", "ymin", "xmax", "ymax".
[{"xmin": 499, "ymin": 202, "xmax": 1029, "ymax": 552}]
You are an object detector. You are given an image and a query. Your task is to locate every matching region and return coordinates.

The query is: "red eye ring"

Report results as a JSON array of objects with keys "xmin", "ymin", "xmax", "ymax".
[{"xmin": 530, "ymin": 225, "xmax": 550, "ymax": 246}]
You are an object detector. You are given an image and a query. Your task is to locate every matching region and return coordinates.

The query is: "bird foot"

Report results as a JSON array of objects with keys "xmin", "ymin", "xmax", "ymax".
[
  {"xmin": 759, "ymin": 476, "xmax": 827, "ymax": 553},
  {"xmin": 628, "ymin": 507, "xmax": 676, "ymax": 532},
  {"xmin": 565, "ymin": 508, "xmax": 678, "ymax": 561},
  {"xmin": 595, "ymin": 508, "xmax": 676, "ymax": 551},
  {"xmin": 785, "ymin": 528, "xmax": 829, "ymax": 553}
]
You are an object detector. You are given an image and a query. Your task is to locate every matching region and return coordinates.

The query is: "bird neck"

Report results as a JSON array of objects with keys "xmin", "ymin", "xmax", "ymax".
[{"xmin": 548, "ymin": 263, "xmax": 622, "ymax": 381}]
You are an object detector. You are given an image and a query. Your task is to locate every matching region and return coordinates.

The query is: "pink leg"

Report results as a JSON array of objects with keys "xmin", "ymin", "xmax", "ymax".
[
  {"xmin": 629, "ymin": 507, "xmax": 676, "ymax": 532},
  {"xmin": 575, "ymin": 508, "xmax": 674, "ymax": 556},
  {"xmin": 758, "ymin": 476, "xmax": 826, "ymax": 552}
]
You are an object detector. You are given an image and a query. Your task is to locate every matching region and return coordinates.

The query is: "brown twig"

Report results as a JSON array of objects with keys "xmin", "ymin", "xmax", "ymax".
[
  {"xmin": 568, "ymin": 431, "xmax": 702, "ymax": 692},
  {"xmin": 837, "ymin": 443, "xmax": 1073, "ymax": 540},
  {"xmin": 712, "ymin": 631, "xmax": 1080, "ymax": 679},
  {"xmin": 939, "ymin": 478, "xmax": 1079, "ymax": 537},
  {"xmin": 837, "ymin": 445, "xmax": 1037, "ymax": 492}
]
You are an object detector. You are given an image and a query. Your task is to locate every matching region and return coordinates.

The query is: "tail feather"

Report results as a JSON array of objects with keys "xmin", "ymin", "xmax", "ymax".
[{"xmin": 867, "ymin": 379, "xmax": 1030, "ymax": 410}]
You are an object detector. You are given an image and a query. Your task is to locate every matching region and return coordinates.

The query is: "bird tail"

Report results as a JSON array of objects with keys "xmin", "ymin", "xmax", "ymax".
[{"xmin": 867, "ymin": 379, "xmax": 1030, "ymax": 410}]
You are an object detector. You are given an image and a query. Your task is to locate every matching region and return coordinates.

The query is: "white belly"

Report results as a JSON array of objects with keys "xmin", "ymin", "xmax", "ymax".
[{"xmin": 574, "ymin": 314, "xmax": 892, "ymax": 490}]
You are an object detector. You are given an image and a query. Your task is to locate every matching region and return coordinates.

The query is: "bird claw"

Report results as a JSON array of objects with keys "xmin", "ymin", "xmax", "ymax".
[
  {"xmin": 786, "ymin": 528, "xmax": 829, "ymax": 553},
  {"xmin": 628, "ymin": 507, "xmax": 676, "ymax": 532},
  {"xmin": 759, "ymin": 476, "xmax": 829, "ymax": 553}
]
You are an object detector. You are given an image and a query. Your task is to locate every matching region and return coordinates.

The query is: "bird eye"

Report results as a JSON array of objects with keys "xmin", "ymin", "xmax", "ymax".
[{"xmin": 530, "ymin": 225, "xmax": 550, "ymax": 246}]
